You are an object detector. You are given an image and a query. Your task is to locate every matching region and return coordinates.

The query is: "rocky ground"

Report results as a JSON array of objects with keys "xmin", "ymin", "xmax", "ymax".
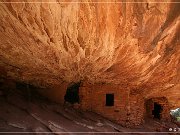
[{"xmin": 0, "ymin": 88, "xmax": 179, "ymax": 135}]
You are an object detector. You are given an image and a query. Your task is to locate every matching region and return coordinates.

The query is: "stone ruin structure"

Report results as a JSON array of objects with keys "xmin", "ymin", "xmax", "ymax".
[
  {"xmin": 145, "ymin": 97, "xmax": 171, "ymax": 122},
  {"xmin": 73, "ymin": 83, "xmax": 172, "ymax": 127},
  {"xmin": 38, "ymin": 81, "xmax": 173, "ymax": 127}
]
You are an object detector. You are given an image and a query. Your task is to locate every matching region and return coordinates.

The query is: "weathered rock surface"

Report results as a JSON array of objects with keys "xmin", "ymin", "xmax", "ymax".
[{"xmin": 0, "ymin": 0, "xmax": 179, "ymax": 108}]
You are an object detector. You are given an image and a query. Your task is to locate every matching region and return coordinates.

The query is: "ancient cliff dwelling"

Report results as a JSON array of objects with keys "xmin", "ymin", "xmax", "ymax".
[{"xmin": 0, "ymin": 0, "xmax": 180, "ymax": 134}]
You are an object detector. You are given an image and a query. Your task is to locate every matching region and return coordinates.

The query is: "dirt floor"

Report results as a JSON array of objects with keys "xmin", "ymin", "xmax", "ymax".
[{"xmin": 0, "ymin": 88, "xmax": 179, "ymax": 135}]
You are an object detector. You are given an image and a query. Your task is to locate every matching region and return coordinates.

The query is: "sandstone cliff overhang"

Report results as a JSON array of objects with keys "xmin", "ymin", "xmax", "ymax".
[{"xmin": 0, "ymin": 1, "xmax": 179, "ymax": 108}]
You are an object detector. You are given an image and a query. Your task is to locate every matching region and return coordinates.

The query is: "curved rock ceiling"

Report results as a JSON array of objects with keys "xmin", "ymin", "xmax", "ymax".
[{"xmin": 0, "ymin": 1, "xmax": 179, "ymax": 107}]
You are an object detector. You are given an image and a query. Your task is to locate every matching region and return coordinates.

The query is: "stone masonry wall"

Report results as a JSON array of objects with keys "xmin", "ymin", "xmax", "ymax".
[
  {"xmin": 79, "ymin": 83, "xmax": 144, "ymax": 126},
  {"xmin": 128, "ymin": 94, "xmax": 145, "ymax": 126},
  {"xmin": 145, "ymin": 97, "xmax": 171, "ymax": 121}
]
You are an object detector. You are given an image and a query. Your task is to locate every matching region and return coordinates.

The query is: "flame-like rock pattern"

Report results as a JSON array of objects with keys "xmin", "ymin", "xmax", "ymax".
[{"xmin": 0, "ymin": 1, "xmax": 179, "ymax": 107}]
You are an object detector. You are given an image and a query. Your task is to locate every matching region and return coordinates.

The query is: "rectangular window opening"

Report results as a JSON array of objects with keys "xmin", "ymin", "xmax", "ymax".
[{"xmin": 106, "ymin": 94, "xmax": 114, "ymax": 106}]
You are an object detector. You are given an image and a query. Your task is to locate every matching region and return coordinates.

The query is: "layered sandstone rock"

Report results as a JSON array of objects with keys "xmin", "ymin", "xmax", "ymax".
[{"xmin": 0, "ymin": 0, "xmax": 179, "ymax": 110}]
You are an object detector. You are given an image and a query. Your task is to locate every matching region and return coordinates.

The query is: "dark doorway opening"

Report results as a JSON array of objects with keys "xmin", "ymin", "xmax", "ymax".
[
  {"xmin": 152, "ymin": 102, "xmax": 162, "ymax": 119},
  {"xmin": 106, "ymin": 94, "xmax": 114, "ymax": 106},
  {"xmin": 64, "ymin": 82, "xmax": 80, "ymax": 104}
]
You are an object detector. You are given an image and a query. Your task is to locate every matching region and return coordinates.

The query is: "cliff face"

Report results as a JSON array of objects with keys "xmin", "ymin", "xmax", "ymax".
[{"xmin": 0, "ymin": 1, "xmax": 179, "ymax": 108}]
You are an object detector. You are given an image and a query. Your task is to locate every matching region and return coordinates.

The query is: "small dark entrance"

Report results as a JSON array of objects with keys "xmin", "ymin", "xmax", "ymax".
[
  {"xmin": 145, "ymin": 97, "xmax": 169, "ymax": 121},
  {"xmin": 152, "ymin": 102, "xmax": 162, "ymax": 119},
  {"xmin": 106, "ymin": 94, "xmax": 114, "ymax": 106},
  {"xmin": 64, "ymin": 82, "xmax": 80, "ymax": 104}
]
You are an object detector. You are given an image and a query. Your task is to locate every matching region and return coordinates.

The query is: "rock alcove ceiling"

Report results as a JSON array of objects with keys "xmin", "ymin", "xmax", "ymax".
[{"xmin": 0, "ymin": 0, "xmax": 179, "ymax": 108}]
